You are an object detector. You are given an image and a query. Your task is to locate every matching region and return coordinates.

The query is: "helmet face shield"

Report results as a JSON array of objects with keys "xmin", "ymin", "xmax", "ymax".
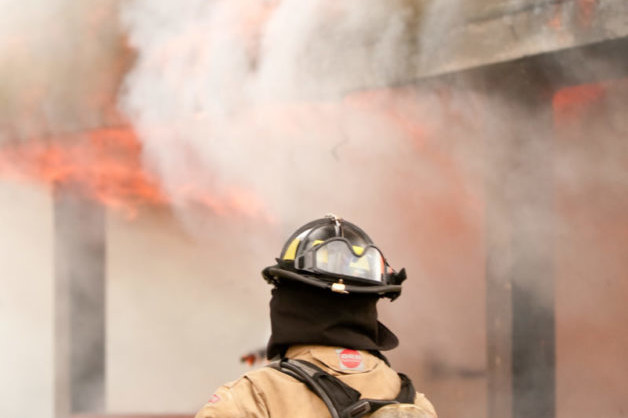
[{"xmin": 296, "ymin": 238, "xmax": 388, "ymax": 284}]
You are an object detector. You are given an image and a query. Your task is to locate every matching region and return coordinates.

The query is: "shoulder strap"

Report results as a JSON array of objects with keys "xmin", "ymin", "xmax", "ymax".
[
  {"xmin": 268, "ymin": 359, "xmax": 416, "ymax": 418},
  {"xmin": 269, "ymin": 359, "xmax": 359, "ymax": 418},
  {"xmin": 396, "ymin": 373, "xmax": 416, "ymax": 404}
]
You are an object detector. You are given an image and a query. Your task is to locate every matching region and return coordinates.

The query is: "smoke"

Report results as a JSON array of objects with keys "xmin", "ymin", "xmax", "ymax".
[
  {"xmin": 0, "ymin": 0, "xmax": 129, "ymax": 141},
  {"xmin": 0, "ymin": 3, "xmax": 130, "ymax": 418},
  {"xmin": 118, "ymin": 0, "xmax": 489, "ymax": 414},
  {"xmin": 1, "ymin": 0, "xmax": 627, "ymax": 417},
  {"xmin": 118, "ymin": 1, "xmax": 628, "ymax": 416},
  {"xmin": 118, "ymin": 0, "xmax": 479, "ymax": 232}
]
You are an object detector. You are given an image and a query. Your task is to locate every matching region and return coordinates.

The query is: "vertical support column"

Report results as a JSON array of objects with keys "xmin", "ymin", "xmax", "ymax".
[
  {"xmin": 482, "ymin": 60, "xmax": 556, "ymax": 418},
  {"xmin": 486, "ymin": 184, "xmax": 513, "ymax": 418},
  {"xmin": 54, "ymin": 183, "xmax": 106, "ymax": 418}
]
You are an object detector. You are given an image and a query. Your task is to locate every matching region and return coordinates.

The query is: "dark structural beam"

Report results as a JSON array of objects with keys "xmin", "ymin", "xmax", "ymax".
[
  {"xmin": 475, "ymin": 58, "xmax": 556, "ymax": 418},
  {"xmin": 473, "ymin": 35, "xmax": 628, "ymax": 418},
  {"xmin": 55, "ymin": 183, "xmax": 106, "ymax": 418}
]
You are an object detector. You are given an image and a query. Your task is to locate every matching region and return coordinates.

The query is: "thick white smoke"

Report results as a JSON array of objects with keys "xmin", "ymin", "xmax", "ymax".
[
  {"xmin": 118, "ymin": 2, "xmax": 488, "ymax": 414},
  {"xmin": 118, "ymin": 0, "xmax": 467, "ymax": 231},
  {"xmin": 0, "ymin": 0, "xmax": 128, "ymax": 141}
]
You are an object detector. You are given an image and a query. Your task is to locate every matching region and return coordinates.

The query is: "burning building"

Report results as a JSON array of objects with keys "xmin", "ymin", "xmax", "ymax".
[{"xmin": 1, "ymin": 1, "xmax": 627, "ymax": 418}]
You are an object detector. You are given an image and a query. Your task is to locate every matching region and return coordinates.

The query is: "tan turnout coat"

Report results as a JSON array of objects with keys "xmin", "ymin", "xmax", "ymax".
[{"xmin": 195, "ymin": 345, "xmax": 437, "ymax": 418}]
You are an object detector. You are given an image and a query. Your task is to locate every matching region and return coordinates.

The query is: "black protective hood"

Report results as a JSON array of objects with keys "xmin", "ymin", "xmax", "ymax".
[{"xmin": 266, "ymin": 281, "xmax": 399, "ymax": 359}]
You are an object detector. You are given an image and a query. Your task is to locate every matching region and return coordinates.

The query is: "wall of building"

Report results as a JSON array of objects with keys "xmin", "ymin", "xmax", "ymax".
[
  {"xmin": 106, "ymin": 210, "xmax": 275, "ymax": 413},
  {"xmin": 0, "ymin": 181, "xmax": 54, "ymax": 418},
  {"xmin": 554, "ymin": 79, "xmax": 628, "ymax": 418},
  {"xmin": 411, "ymin": 0, "xmax": 628, "ymax": 80}
]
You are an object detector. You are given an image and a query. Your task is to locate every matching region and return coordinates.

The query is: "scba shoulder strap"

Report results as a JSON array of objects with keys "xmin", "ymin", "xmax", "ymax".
[{"xmin": 268, "ymin": 358, "xmax": 416, "ymax": 418}]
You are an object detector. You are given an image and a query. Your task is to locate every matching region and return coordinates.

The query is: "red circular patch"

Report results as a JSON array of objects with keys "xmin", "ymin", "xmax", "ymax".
[
  {"xmin": 208, "ymin": 394, "xmax": 221, "ymax": 404},
  {"xmin": 339, "ymin": 349, "xmax": 362, "ymax": 368}
]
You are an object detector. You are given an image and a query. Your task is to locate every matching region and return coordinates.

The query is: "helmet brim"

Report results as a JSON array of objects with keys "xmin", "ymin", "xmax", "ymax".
[{"xmin": 262, "ymin": 266, "xmax": 402, "ymax": 300}]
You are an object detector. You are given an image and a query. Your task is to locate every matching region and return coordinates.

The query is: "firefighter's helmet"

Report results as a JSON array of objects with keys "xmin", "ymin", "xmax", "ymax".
[{"xmin": 262, "ymin": 214, "xmax": 406, "ymax": 299}]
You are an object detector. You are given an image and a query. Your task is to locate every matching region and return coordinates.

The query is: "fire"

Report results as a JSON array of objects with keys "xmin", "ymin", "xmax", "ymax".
[
  {"xmin": 548, "ymin": 0, "xmax": 598, "ymax": 29},
  {"xmin": 552, "ymin": 82, "xmax": 606, "ymax": 126},
  {"xmin": 0, "ymin": 128, "xmax": 269, "ymax": 219}
]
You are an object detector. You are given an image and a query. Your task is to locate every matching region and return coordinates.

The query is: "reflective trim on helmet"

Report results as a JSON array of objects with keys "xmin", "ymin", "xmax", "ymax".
[
  {"xmin": 283, "ymin": 238, "xmax": 301, "ymax": 260},
  {"xmin": 282, "ymin": 229, "xmax": 314, "ymax": 260},
  {"xmin": 296, "ymin": 238, "xmax": 387, "ymax": 283}
]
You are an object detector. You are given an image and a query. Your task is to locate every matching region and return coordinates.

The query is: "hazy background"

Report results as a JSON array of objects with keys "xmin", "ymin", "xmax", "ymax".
[{"xmin": 1, "ymin": 1, "xmax": 627, "ymax": 418}]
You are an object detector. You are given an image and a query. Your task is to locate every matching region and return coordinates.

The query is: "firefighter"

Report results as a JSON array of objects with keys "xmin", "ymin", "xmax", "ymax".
[{"xmin": 195, "ymin": 214, "xmax": 437, "ymax": 418}]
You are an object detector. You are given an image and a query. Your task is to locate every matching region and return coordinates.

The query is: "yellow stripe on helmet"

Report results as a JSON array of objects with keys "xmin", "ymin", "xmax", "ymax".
[{"xmin": 282, "ymin": 238, "xmax": 300, "ymax": 260}]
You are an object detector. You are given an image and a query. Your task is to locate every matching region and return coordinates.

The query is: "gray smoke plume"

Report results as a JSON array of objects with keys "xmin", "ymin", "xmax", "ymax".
[
  {"xmin": 117, "ymin": 1, "xmax": 489, "ymax": 414},
  {"xmin": 0, "ymin": 0, "xmax": 129, "ymax": 142},
  {"xmin": 118, "ymin": 0, "xmax": 474, "ymax": 230},
  {"xmin": 119, "ymin": 1, "xmax": 628, "ymax": 417}
]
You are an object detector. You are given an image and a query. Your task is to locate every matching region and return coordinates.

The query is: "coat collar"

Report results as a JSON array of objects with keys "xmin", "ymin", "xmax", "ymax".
[{"xmin": 285, "ymin": 345, "xmax": 379, "ymax": 374}]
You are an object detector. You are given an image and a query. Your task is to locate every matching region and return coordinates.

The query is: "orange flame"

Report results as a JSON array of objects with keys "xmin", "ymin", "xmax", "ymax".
[
  {"xmin": 553, "ymin": 82, "xmax": 606, "ymax": 126},
  {"xmin": 0, "ymin": 128, "xmax": 269, "ymax": 219}
]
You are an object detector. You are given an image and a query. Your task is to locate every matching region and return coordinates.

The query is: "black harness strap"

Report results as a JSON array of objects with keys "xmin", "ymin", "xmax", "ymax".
[
  {"xmin": 396, "ymin": 373, "xmax": 416, "ymax": 403},
  {"xmin": 269, "ymin": 359, "xmax": 416, "ymax": 418}
]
